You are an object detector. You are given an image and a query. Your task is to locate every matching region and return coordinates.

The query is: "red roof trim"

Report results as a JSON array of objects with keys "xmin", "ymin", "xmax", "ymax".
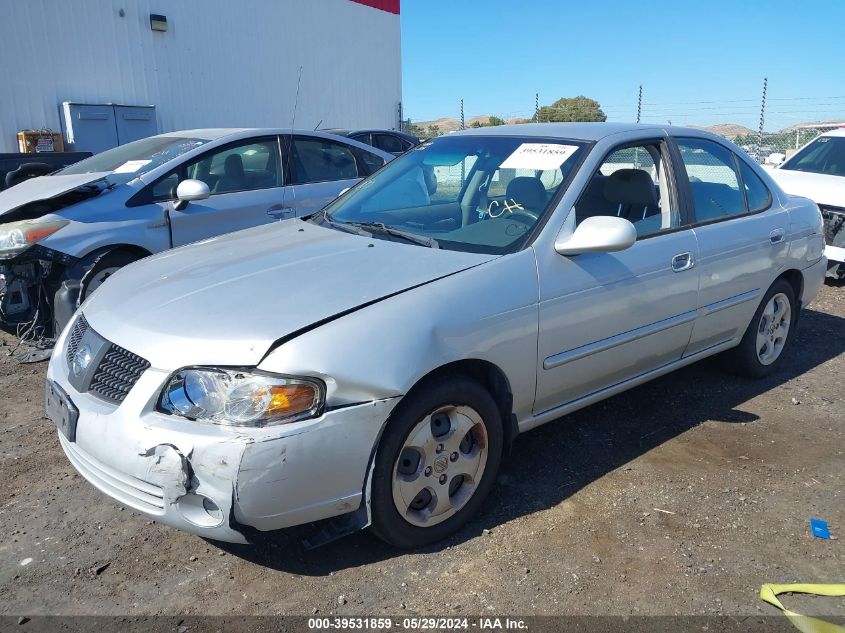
[{"xmin": 349, "ymin": 0, "xmax": 399, "ymax": 14}]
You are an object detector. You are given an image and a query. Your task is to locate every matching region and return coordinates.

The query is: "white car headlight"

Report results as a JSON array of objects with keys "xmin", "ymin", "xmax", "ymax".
[
  {"xmin": 0, "ymin": 219, "xmax": 69, "ymax": 257},
  {"xmin": 159, "ymin": 368, "xmax": 325, "ymax": 427}
]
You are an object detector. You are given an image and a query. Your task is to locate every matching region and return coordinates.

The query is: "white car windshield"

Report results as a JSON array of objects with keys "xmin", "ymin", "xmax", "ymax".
[
  {"xmin": 57, "ymin": 135, "xmax": 210, "ymax": 185},
  {"xmin": 321, "ymin": 135, "xmax": 587, "ymax": 254},
  {"xmin": 782, "ymin": 135, "xmax": 845, "ymax": 177}
]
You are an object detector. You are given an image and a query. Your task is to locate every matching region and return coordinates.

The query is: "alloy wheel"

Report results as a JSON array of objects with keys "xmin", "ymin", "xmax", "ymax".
[
  {"xmin": 756, "ymin": 292, "xmax": 791, "ymax": 365},
  {"xmin": 391, "ymin": 405, "xmax": 489, "ymax": 527}
]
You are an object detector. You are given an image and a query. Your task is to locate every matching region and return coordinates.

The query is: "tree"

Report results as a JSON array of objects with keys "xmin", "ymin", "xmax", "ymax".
[
  {"xmin": 470, "ymin": 115, "xmax": 506, "ymax": 128},
  {"xmin": 426, "ymin": 124, "xmax": 442, "ymax": 138},
  {"xmin": 404, "ymin": 122, "xmax": 426, "ymax": 138},
  {"xmin": 537, "ymin": 96, "xmax": 606, "ymax": 123}
]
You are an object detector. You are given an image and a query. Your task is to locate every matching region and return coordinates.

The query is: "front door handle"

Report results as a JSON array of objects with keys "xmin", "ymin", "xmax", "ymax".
[
  {"xmin": 769, "ymin": 228, "xmax": 786, "ymax": 244},
  {"xmin": 267, "ymin": 204, "xmax": 295, "ymax": 220},
  {"xmin": 671, "ymin": 252, "xmax": 694, "ymax": 272}
]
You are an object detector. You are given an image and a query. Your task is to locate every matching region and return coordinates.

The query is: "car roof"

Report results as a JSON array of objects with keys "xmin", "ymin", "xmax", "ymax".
[
  {"xmin": 152, "ymin": 128, "xmax": 371, "ymax": 142},
  {"xmin": 325, "ymin": 128, "xmax": 417, "ymax": 138},
  {"xmin": 452, "ymin": 122, "xmax": 717, "ymax": 142}
]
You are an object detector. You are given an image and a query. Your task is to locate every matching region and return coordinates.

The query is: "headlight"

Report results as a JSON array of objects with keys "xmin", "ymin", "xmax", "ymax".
[
  {"xmin": 159, "ymin": 368, "xmax": 325, "ymax": 427},
  {"xmin": 0, "ymin": 219, "xmax": 69, "ymax": 257}
]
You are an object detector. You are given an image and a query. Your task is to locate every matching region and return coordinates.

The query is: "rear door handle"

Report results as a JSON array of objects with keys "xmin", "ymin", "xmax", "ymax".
[
  {"xmin": 267, "ymin": 204, "xmax": 295, "ymax": 220},
  {"xmin": 769, "ymin": 228, "xmax": 786, "ymax": 244},
  {"xmin": 671, "ymin": 252, "xmax": 694, "ymax": 272}
]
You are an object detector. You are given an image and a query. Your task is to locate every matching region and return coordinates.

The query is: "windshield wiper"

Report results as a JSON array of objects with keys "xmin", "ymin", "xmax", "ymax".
[
  {"xmin": 321, "ymin": 215, "xmax": 372, "ymax": 238},
  {"xmin": 345, "ymin": 221, "xmax": 439, "ymax": 248}
]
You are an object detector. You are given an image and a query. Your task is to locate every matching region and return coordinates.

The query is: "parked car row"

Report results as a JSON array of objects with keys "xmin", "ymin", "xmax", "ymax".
[
  {"xmin": 0, "ymin": 129, "xmax": 396, "ymax": 334},
  {"xmin": 42, "ymin": 122, "xmax": 826, "ymax": 548}
]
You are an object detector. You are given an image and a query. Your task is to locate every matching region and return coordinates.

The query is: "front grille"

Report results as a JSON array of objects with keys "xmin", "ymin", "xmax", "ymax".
[
  {"xmin": 89, "ymin": 343, "xmax": 151, "ymax": 404},
  {"xmin": 65, "ymin": 313, "xmax": 89, "ymax": 366},
  {"xmin": 65, "ymin": 313, "xmax": 150, "ymax": 405}
]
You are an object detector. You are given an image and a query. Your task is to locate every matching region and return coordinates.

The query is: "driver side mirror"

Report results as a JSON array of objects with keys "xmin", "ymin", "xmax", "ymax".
[
  {"xmin": 174, "ymin": 179, "xmax": 210, "ymax": 210},
  {"xmin": 555, "ymin": 215, "xmax": 637, "ymax": 256}
]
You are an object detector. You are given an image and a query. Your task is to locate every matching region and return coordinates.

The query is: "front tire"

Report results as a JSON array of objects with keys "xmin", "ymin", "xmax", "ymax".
[
  {"xmin": 727, "ymin": 279, "xmax": 797, "ymax": 378},
  {"xmin": 79, "ymin": 250, "xmax": 140, "ymax": 303},
  {"xmin": 370, "ymin": 375, "xmax": 503, "ymax": 548}
]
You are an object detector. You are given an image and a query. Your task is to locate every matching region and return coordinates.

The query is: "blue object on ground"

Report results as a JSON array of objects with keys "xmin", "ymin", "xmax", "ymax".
[{"xmin": 810, "ymin": 518, "xmax": 831, "ymax": 539}]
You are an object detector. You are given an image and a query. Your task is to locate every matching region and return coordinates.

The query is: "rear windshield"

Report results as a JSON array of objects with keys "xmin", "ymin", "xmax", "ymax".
[
  {"xmin": 781, "ymin": 136, "xmax": 845, "ymax": 177},
  {"xmin": 57, "ymin": 136, "xmax": 210, "ymax": 185}
]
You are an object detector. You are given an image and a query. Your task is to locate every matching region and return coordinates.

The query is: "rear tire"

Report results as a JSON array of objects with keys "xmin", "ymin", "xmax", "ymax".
[
  {"xmin": 370, "ymin": 375, "xmax": 503, "ymax": 549},
  {"xmin": 726, "ymin": 279, "xmax": 797, "ymax": 379}
]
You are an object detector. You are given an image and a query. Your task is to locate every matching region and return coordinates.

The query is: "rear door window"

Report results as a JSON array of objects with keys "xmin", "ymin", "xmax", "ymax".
[
  {"xmin": 676, "ymin": 138, "xmax": 746, "ymax": 222},
  {"xmin": 289, "ymin": 137, "xmax": 359, "ymax": 185},
  {"xmin": 373, "ymin": 133, "xmax": 405, "ymax": 154}
]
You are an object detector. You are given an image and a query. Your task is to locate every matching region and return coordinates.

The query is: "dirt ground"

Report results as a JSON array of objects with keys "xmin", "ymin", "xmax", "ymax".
[{"xmin": 0, "ymin": 285, "xmax": 843, "ymax": 619}]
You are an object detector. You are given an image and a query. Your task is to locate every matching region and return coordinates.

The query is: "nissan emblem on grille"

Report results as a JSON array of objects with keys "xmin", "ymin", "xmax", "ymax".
[{"xmin": 65, "ymin": 314, "xmax": 150, "ymax": 404}]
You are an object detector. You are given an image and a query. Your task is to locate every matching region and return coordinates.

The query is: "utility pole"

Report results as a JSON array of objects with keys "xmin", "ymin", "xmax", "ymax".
[
  {"xmin": 636, "ymin": 85, "xmax": 642, "ymax": 124},
  {"xmin": 758, "ymin": 77, "xmax": 768, "ymax": 155},
  {"xmin": 460, "ymin": 99, "xmax": 465, "ymax": 130},
  {"xmin": 535, "ymin": 93, "xmax": 540, "ymax": 123}
]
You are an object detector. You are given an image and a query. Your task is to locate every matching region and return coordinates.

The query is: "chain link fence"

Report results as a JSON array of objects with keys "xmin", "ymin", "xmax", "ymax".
[{"xmin": 401, "ymin": 83, "xmax": 845, "ymax": 166}]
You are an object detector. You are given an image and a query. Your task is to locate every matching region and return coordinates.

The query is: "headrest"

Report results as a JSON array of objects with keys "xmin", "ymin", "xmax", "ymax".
[
  {"xmin": 506, "ymin": 176, "xmax": 546, "ymax": 210},
  {"xmin": 603, "ymin": 169, "xmax": 658, "ymax": 207},
  {"xmin": 224, "ymin": 154, "xmax": 244, "ymax": 177}
]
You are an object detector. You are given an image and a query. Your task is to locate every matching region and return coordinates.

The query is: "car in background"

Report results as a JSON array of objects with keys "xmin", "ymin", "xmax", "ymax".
[
  {"xmin": 328, "ymin": 129, "xmax": 420, "ymax": 156},
  {"xmin": 0, "ymin": 152, "xmax": 92, "ymax": 191},
  {"xmin": 47, "ymin": 123, "xmax": 825, "ymax": 548},
  {"xmin": 0, "ymin": 129, "xmax": 392, "ymax": 334},
  {"xmin": 768, "ymin": 128, "xmax": 845, "ymax": 279}
]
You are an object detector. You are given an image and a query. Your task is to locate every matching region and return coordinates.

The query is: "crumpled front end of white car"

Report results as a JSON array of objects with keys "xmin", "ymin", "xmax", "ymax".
[{"xmin": 46, "ymin": 311, "xmax": 398, "ymax": 543}]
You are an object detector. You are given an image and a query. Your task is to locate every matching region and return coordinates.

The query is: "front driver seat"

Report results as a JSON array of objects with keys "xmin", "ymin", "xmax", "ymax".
[
  {"xmin": 215, "ymin": 154, "xmax": 247, "ymax": 193},
  {"xmin": 603, "ymin": 169, "xmax": 658, "ymax": 221},
  {"xmin": 505, "ymin": 176, "xmax": 547, "ymax": 215}
]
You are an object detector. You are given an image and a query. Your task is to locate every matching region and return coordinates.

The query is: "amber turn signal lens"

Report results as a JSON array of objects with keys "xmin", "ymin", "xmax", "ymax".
[
  {"xmin": 267, "ymin": 384, "xmax": 318, "ymax": 415},
  {"xmin": 25, "ymin": 225, "xmax": 64, "ymax": 243}
]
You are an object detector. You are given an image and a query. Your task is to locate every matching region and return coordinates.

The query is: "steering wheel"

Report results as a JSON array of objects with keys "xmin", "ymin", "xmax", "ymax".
[{"xmin": 506, "ymin": 209, "xmax": 539, "ymax": 224}]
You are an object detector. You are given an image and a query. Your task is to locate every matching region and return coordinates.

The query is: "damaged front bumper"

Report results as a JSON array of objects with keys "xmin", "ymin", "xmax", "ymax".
[
  {"xmin": 821, "ymin": 205, "xmax": 845, "ymax": 274},
  {"xmin": 47, "ymin": 348, "xmax": 399, "ymax": 544},
  {"xmin": 0, "ymin": 246, "xmax": 78, "ymax": 326}
]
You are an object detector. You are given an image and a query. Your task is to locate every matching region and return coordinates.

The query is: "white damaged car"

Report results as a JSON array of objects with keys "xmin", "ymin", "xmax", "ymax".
[
  {"xmin": 47, "ymin": 123, "xmax": 826, "ymax": 548},
  {"xmin": 768, "ymin": 128, "xmax": 845, "ymax": 279}
]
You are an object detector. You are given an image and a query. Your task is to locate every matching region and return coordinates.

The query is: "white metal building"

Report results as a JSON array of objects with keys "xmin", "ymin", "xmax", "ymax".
[{"xmin": 0, "ymin": 0, "xmax": 402, "ymax": 153}]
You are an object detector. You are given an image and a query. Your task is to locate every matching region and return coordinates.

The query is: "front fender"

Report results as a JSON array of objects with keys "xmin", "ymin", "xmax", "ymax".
[{"xmin": 257, "ymin": 249, "xmax": 540, "ymax": 424}]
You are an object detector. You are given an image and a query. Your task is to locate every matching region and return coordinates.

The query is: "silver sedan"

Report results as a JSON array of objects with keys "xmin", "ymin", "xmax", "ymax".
[{"xmin": 46, "ymin": 123, "xmax": 827, "ymax": 548}]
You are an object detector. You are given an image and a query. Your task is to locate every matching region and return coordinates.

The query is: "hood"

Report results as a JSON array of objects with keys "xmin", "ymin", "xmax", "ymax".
[
  {"xmin": 0, "ymin": 172, "xmax": 112, "ymax": 220},
  {"xmin": 83, "ymin": 220, "xmax": 496, "ymax": 369},
  {"xmin": 768, "ymin": 168, "xmax": 845, "ymax": 207}
]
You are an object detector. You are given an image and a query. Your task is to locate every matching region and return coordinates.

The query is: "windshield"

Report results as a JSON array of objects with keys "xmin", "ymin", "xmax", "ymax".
[
  {"xmin": 56, "ymin": 135, "xmax": 211, "ymax": 185},
  {"xmin": 781, "ymin": 135, "xmax": 845, "ymax": 177},
  {"xmin": 320, "ymin": 135, "xmax": 587, "ymax": 254}
]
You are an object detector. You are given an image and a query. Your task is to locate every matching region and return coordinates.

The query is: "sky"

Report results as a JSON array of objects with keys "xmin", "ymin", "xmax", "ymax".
[{"xmin": 400, "ymin": 0, "xmax": 845, "ymax": 131}]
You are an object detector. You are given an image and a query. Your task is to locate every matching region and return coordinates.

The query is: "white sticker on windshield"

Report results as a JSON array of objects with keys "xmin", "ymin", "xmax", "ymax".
[
  {"xmin": 499, "ymin": 143, "xmax": 579, "ymax": 171},
  {"xmin": 113, "ymin": 159, "xmax": 152, "ymax": 174}
]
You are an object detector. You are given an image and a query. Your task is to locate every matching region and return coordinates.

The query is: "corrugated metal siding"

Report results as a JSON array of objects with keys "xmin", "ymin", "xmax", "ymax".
[{"xmin": 0, "ymin": 0, "xmax": 401, "ymax": 152}]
